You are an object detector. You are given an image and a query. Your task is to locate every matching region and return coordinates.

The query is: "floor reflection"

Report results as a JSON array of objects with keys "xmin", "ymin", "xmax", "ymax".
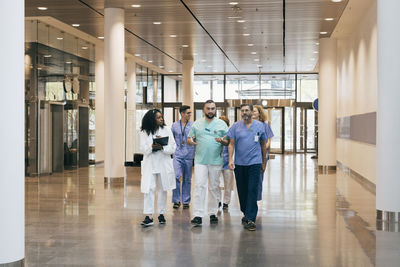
[{"xmin": 25, "ymin": 154, "xmax": 400, "ymax": 266}]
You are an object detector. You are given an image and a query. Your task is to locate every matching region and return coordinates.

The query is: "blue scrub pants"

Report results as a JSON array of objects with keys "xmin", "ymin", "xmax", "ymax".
[
  {"xmin": 234, "ymin": 164, "xmax": 261, "ymax": 222},
  {"xmin": 172, "ymin": 157, "xmax": 193, "ymax": 204}
]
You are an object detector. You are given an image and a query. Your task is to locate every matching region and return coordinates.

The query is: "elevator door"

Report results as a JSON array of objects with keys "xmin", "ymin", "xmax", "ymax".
[
  {"xmin": 79, "ymin": 106, "xmax": 89, "ymax": 167},
  {"xmin": 51, "ymin": 104, "xmax": 64, "ymax": 172}
]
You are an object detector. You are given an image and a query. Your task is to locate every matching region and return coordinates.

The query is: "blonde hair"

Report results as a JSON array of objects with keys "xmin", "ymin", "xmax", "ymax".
[{"xmin": 254, "ymin": 105, "xmax": 268, "ymax": 122}]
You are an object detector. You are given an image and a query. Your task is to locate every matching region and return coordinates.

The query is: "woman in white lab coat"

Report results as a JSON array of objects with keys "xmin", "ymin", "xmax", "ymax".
[{"xmin": 140, "ymin": 109, "xmax": 176, "ymax": 227}]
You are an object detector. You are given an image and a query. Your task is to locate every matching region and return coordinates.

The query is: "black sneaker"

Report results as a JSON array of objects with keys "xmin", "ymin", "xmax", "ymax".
[
  {"xmin": 241, "ymin": 216, "xmax": 248, "ymax": 225},
  {"xmin": 158, "ymin": 214, "xmax": 166, "ymax": 224},
  {"xmin": 210, "ymin": 215, "xmax": 218, "ymax": 224},
  {"xmin": 223, "ymin": 203, "xmax": 229, "ymax": 210},
  {"xmin": 191, "ymin": 216, "xmax": 202, "ymax": 225},
  {"xmin": 183, "ymin": 204, "xmax": 190, "ymax": 209},
  {"xmin": 173, "ymin": 202, "xmax": 181, "ymax": 209},
  {"xmin": 244, "ymin": 220, "xmax": 256, "ymax": 231},
  {"xmin": 141, "ymin": 216, "xmax": 154, "ymax": 227}
]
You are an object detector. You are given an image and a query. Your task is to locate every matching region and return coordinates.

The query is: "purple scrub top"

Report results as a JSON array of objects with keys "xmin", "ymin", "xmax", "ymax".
[
  {"xmin": 227, "ymin": 120, "xmax": 266, "ymax": 166},
  {"xmin": 171, "ymin": 120, "xmax": 195, "ymax": 160}
]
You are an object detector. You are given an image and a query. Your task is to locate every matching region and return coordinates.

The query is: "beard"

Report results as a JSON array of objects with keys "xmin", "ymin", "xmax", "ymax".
[
  {"xmin": 205, "ymin": 113, "xmax": 216, "ymax": 119},
  {"xmin": 242, "ymin": 114, "xmax": 252, "ymax": 121}
]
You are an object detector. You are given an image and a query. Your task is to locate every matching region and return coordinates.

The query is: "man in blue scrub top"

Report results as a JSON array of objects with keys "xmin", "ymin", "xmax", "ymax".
[
  {"xmin": 227, "ymin": 103, "xmax": 267, "ymax": 231},
  {"xmin": 171, "ymin": 105, "xmax": 195, "ymax": 209}
]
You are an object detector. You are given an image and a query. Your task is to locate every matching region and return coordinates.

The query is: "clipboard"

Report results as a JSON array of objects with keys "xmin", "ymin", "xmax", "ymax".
[{"xmin": 153, "ymin": 136, "xmax": 169, "ymax": 146}]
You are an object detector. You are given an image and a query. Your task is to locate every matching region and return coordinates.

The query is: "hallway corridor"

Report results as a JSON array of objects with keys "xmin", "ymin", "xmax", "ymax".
[{"xmin": 25, "ymin": 155, "xmax": 398, "ymax": 266}]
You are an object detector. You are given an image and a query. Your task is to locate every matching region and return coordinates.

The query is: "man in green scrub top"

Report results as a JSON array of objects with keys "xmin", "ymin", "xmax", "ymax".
[{"xmin": 187, "ymin": 100, "xmax": 228, "ymax": 226}]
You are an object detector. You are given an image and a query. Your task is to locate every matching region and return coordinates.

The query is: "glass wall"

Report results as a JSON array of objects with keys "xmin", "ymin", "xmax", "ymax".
[
  {"xmin": 297, "ymin": 74, "xmax": 318, "ymax": 102},
  {"xmin": 194, "ymin": 75, "xmax": 224, "ymax": 102},
  {"xmin": 25, "ymin": 20, "xmax": 95, "ymax": 175}
]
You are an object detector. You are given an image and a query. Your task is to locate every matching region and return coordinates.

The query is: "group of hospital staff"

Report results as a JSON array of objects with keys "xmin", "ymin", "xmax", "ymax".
[{"xmin": 139, "ymin": 100, "xmax": 273, "ymax": 231}]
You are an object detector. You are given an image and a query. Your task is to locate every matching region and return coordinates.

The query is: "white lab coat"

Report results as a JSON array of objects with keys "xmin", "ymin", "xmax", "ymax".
[{"xmin": 140, "ymin": 126, "xmax": 176, "ymax": 193}]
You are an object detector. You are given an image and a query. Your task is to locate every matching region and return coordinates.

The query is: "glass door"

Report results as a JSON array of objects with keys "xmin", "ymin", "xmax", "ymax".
[{"xmin": 296, "ymin": 107, "xmax": 317, "ymax": 153}]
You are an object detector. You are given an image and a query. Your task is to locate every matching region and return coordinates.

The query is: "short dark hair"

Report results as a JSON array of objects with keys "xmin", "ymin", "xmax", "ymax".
[
  {"xmin": 204, "ymin": 99, "xmax": 215, "ymax": 107},
  {"xmin": 141, "ymin": 108, "xmax": 165, "ymax": 135},
  {"xmin": 240, "ymin": 103, "xmax": 253, "ymax": 111},
  {"xmin": 179, "ymin": 105, "xmax": 190, "ymax": 114}
]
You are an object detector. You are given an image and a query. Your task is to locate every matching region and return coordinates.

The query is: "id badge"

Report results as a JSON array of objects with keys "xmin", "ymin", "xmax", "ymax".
[{"xmin": 254, "ymin": 135, "xmax": 259, "ymax": 142}]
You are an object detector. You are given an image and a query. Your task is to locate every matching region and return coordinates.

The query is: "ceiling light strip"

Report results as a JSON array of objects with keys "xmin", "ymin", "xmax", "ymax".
[
  {"xmin": 77, "ymin": 0, "xmax": 182, "ymax": 65},
  {"xmin": 179, "ymin": 0, "xmax": 240, "ymax": 72}
]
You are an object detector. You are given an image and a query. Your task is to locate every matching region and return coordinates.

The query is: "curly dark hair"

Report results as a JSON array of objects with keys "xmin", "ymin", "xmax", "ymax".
[{"xmin": 141, "ymin": 109, "xmax": 165, "ymax": 135}]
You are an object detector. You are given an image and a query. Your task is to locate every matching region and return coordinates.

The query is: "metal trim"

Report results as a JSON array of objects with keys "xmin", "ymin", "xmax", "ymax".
[
  {"xmin": 318, "ymin": 165, "xmax": 336, "ymax": 174},
  {"xmin": 1, "ymin": 258, "xmax": 25, "ymax": 267},
  {"xmin": 104, "ymin": 177, "xmax": 124, "ymax": 184}
]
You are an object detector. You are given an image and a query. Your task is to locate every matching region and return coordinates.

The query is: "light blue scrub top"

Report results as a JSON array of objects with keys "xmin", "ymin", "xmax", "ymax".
[
  {"xmin": 227, "ymin": 120, "xmax": 266, "ymax": 166},
  {"xmin": 188, "ymin": 117, "xmax": 228, "ymax": 165}
]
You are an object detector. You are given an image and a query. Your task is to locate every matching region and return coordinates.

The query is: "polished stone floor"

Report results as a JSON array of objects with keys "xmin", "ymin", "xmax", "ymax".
[{"xmin": 25, "ymin": 154, "xmax": 400, "ymax": 266}]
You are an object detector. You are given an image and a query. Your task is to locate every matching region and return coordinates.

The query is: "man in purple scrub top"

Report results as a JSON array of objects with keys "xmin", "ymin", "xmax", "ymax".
[
  {"xmin": 227, "ymin": 104, "xmax": 267, "ymax": 231},
  {"xmin": 171, "ymin": 105, "xmax": 195, "ymax": 209}
]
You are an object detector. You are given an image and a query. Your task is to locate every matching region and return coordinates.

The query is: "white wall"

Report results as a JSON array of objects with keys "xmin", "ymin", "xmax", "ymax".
[{"xmin": 336, "ymin": 1, "xmax": 377, "ymax": 184}]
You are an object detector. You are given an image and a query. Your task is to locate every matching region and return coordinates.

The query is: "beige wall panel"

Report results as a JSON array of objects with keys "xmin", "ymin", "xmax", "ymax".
[
  {"xmin": 337, "ymin": 1, "xmax": 377, "ymax": 118},
  {"xmin": 337, "ymin": 138, "xmax": 376, "ymax": 184}
]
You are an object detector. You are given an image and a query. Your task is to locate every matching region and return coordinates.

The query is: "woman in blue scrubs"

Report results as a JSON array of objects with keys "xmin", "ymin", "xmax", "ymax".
[{"xmin": 253, "ymin": 105, "xmax": 274, "ymax": 201}]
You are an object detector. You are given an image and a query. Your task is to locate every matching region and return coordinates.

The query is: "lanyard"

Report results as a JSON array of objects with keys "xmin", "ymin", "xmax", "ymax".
[{"xmin": 180, "ymin": 120, "xmax": 187, "ymax": 142}]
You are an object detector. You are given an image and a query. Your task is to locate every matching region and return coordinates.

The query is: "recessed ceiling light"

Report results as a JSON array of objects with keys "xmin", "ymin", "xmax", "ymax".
[
  {"xmin": 320, "ymin": 31, "xmax": 328, "ymax": 34},
  {"xmin": 66, "ymin": 61, "xmax": 72, "ymax": 64},
  {"xmin": 44, "ymin": 55, "xmax": 52, "ymax": 58},
  {"xmin": 325, "ymin": 18, "xmax": 334, "ymax": 21},
  {"xmin": 72, "ymin": 24, "xmax": 80, "ymax": 27},
  {"xmin": 98, "ymin": 36, "xmax": 104, "ymax": 39},
  {"xmin": 57, "ymin": 37, "xmax": 63, "ymax": 40},
  {"xmin": 254, "ymin": 59, "xmax": 260, "ymax": 61},
  {"xmin": 134, "ymin": 54, "xmax": 141, "ymax": 57},
  {"xmin": 182, "ymin": 45, "xmax": 189, "ymax": 48},
  {"xmin": 193, "ymin": 53, "xmax": 198, "ymax": 56},
  {"xmin": 257, "ymin": 64, "xmax": 263, "ymax": 68},
  {"xmin": 243, "ymin": 33, "xmax": 250, "ymax": 36},
  {"xmin": 170, "ymin": 34, "xmax": 177, "ymax": 37},
  {"xmin": 37, "ymin": 67, "xmax": 42, "ymax": 70},
  {"xmin": 131, "ymin": 4, "xmax": 141, "ymax": 8},
  {"xmin": 153, "ymin": 22, "xmax": 162, "ymax": 25},
  {"xmin": 331, "ymin": 0, "xmax": 342, "ymax": 2},
  {"xmin": 229, "ymin": 2, "xmax": 239, "ymax": 5},
  {"xmin": 310, "ymin": 58, "xmax": 316, "ymax": 60},
  {"xmin": 248, "ymin": 44, "xmax": 254, "ymax": 46},
  {"xmin": 313, "ymin": 51, "xmax": 319, "ymax": 54},
  {"xmin": 228, "ymin": 16, "xmax": 242, "ymax": 19},
  {"xmin": 81, "ymin": 46, "xmax": 88, "ymax": 50},
  {"xmin": 315, "ymin": 42, "xmax": 320, "ymax": 45},
  {"xmin": 159, "ymin": 66, "xmax": 164, "ymax": 68},
  {"xmin": 148, "ymin": 60, "xmax": 153, "ymax": 63},
  {"xmin": 251, "ymin": 52, "xmax": 257, "ymax": 55},
  {"xmin": 37, "ymin": 7, "xmax": 48, "ymax": 10},
  {"xmin": 168, "ymin": 70, "xmax": 173, "ymax": 72},
  {"xmin": 237, "ymin": 20, "xmax": 246, "ymax": 23}
]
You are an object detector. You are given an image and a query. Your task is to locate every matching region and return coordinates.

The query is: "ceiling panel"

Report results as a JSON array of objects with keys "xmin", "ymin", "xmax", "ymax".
[{"xmin": 25, "ymin": 0, "xmax": 349, "ymax": 73}]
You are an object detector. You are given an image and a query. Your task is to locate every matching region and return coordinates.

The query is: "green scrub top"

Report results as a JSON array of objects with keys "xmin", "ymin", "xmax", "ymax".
[{"xmin": 188, "ymin": 117, "xmax": 228, "ymax": 165}]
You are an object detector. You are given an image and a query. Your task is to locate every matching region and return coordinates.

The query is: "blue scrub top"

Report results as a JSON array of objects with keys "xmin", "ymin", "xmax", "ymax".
[
  {"xmin": 227, "ymin": 120, "xmax": 266, "ymax": 166},
  {"xmin": 171, "ymin": 120, "xmax": 195, "ymax": 160}
]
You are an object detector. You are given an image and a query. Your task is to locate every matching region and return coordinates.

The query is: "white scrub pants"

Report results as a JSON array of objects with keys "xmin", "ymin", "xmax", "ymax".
[
  {"xmin": 193, "ymin": 164, "xmax": 222, "ymax": 217},
  {"xmin": 220, "ymin": 169, "xmax": 234, "ymax": 205},
  {"xmin": 143, "ymin": 173, "xmax": 167, "ymax": 215}
]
